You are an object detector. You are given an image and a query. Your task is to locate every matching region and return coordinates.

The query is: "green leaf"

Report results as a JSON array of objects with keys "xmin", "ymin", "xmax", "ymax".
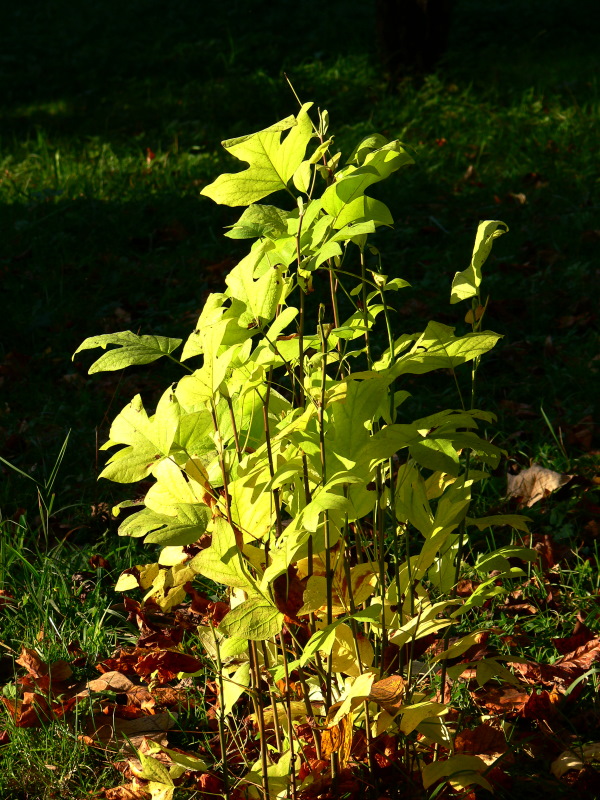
[
  {"xmin": 226, "ymin": 246, "xmax": 287, "ymax": 323},
  {"xmin": 422, "ymin": 755, "xmax": 491, "ymax": 792},
  {"xmin": 409, "ymin": 436, "xmax": 460, "ymax": 475},
  {"xmin": 333, "ymin": 195, "xmax": 393, "ymax": 229},
  {"xmin": 118, "ymin": 504, "xmax": 211, "ymax": 547},
  {"xmin": 392, "ymin": 321, "xmax": 501, "ymax": 377},
  {"xmin": 395, "ymin": 462, "xmax": 434, "ymax": 537},
  {"xmin": 145, "ymin": 741, "xmax": 208, "ymax": 772},
  {"xmin": 321, "ymin": 142, "xmax": 413, "ymax": 226},
  {"xmin": 173, "ymin": 409, "xmax": 214, "ymax": 456},
  {"xmin": 451, "ymin": 220, "xmax": 508, "ymax": 304},
  {"xmin": 351, "ymin": 603, "xmax": 383, "ymax": 623},
  {"xmin": 346, "ymin": 133, "xmax": 389, "ymax": 165},
  {"xmin": 134, "ymin": 752, "xmax": 174, "ymax": 787},
  {"xmin": 329, "ymin": 220, "xmax": 376, "ymax": 242},
  {"xmin": 114, "ymin": 573, "xmax": 140, "ymax": 592},
  {"xmin": 301, "ymin": 490, "xmax": 348, "ymax": 532},
  {"xmin": 330, "ymin": 672, "xmax": 375, "ymax": 725},
  {"xmin": 475, "ymin": 545, "xmax": 538, "ymax": 574},
  {"xmin": 144, "ymin": 458, "xmax": 207, "ymax": 516},
  {"xmin": 475, "ymin": 658, "xmax": 521, "ymax": 687},
  {"xmin": 263, "ymin": 305, "xmax": 298, "ymax": 341},
  {"xmin": 325, "ymin": 375, "xmax": 393, "ymax": 471},
  {"xmin": 100, "ymin": 391, "xmax": 180, "ymax": 483},
  {"xmin": 222, "ymin": 661, "xmax": 251, "ymax": 715},
  {"xmin": 243, "ymin": 751, "xmax": 292, "ymax": 800},
  {"xmin": 201, "ymin": 104, "xmax": 314, "ymax": 206},
  {"xmin": 293, "ymin": 160, "xmax": 312, "ymax": 193},
  {"xmin": 300, "ymin": 621, "xmax": 342, "ymax": 666},
  {"xmin": 398, "ymin": 701, "xmax": 447, "ymax": 735},
  {"xmin": 229, "ymin": 470, "xmax": 276, "ymax": 542},
  {"xmin": 190, "ymin": 518, "xmax": 255, "ymax": 590},
  {"xmin": 74, "ymin": 331, "xmax": 181, "ymax": 374},
  {"xmin": 219, "ymin": 595, "xmax": 283, "ymax": 641},
  {"xmin": 224, "ymin": 204, "xmax": 289, "ymax": 240},
  {"xmin": 466, "ymin": 514, "xmax": 530, "ymax": 533}
]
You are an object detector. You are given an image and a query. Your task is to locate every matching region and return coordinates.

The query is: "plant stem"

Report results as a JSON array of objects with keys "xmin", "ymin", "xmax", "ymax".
[
  {"xmin": 278, "ymin": 630, "xmax": 298, "ymax": 800},
  {"xmin": 211, "ymin": 625, "xmax": 230, "ymax": 799},
  {"xmin": 249, "ymin": 640, "xmax": 270, "ymax": 800},
  {"xmin": 318, "ymin": 308, "xmax": 333, "ymax": 709}
]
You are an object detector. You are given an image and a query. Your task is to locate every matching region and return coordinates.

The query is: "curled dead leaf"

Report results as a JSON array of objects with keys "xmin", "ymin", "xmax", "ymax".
[
  {"xmin": 551, "ymin": 743, "xmax": 600, "ymax": 779},
  {"xmin": 368, "ymin": 675, "xmax": 406, "ymax": 715},
  {"xmin": 507, "ymin": 463, "xmax": 572, "ymax": 507},
  {"xmin": 320, "ymin": 711, "xmax": 353, "ymax": 768}
]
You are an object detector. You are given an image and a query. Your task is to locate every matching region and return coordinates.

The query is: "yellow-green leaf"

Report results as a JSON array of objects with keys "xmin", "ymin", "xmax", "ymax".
[
  {"xmin": 450, "ymin": 220, "xmax": 508, "ymax": 304},
  {"xmin": 201, "ymin": 104, "xmax": 314, "ymax": 207}
]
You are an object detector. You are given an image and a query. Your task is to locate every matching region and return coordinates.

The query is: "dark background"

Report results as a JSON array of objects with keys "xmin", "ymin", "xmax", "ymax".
[{"xmin": 1, "ymin": 0, "xmax": 598, "ymax": 521}]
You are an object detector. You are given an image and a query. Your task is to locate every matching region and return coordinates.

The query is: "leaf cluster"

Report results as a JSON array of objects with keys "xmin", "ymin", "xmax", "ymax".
[{"xmin": 75, "ymin": 102, "xmax": 533, "ymax": 799}]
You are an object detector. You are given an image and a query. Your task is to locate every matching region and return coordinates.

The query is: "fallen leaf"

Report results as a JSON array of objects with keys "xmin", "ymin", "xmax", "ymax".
[
  {"xmin": 507, "ymin": 463, "xmax": 572, "ymax": 507},
  {"xmin": 509, "ymin": 638, "xmax": 600, "ymax": 692},
  {"xmin": 521, "ymin": 688, "xmax": 561, "ymax": 721},
  {"xmin": 133, "ymin": 650, "xmax": 205, "ymax": 683},
  {"xmin": 16, "ymin": 648, "xmax": 47, "ymax": 680},
  {"xmin": 566, "ymin": 415, "xmax": 596, "ymax": 452},
  {"xmin": 0, "ymin": 589, "xmax": 15, "ymax": 607},
  {"xmin": 455, "ymin": 579, "xmax": 480, "ymax": 597},
  {"xmin": 454, "ymin": 724, "xmax": 507, "ymax": 765},
  {"xmin": 496, "ymin": 590, "xmax": 538, "ymax": 616},
  {"xmin": 101, "ymin": 780, "xmax": 151, "ymax": 799},
  {"xmin": 552, "ymin": 614, "xmax": 595, "ymax": 655},
  {"xmin": 470, "ymin": 684, "xmax": 529, "ymax": 716},
  {"xmin": 89, "ymin": 554, "xmax": 111, "ymax": 569},
  {"xmin": 272, "ymin": 566, "xmax": 307, "ymax": 623},
  {"xmin": 507, "ymin": 191, "xmax": 527, "ymax": 205},
  {"xmin": 83, "ymin": 711, "xmax": 176, "ymax": 746},
  {"xmin": 2, "ymin": 691, "xmax": 54, "ymax": 727},
  {"xmin": 551, "ymin": 742, "xmax": 600, "ymax": 779},
  {"xmin": 372, "ymin": 732, "xmax": 398, "ymax": 769},
  {"xmin": 87, "ymin": 671, "xmax": 156, "ymax": 711}
]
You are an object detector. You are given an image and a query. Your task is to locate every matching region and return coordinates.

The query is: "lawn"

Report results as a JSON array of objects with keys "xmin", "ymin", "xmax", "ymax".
[{"xmin": 0, "ymin": 0, "xmax": 599, "ymax": 797}]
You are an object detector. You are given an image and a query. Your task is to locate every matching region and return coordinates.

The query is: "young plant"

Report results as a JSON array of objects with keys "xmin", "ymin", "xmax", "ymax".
[{"xmin": 75, "ymin": 101, "xmax": 532, "ymax": 799}]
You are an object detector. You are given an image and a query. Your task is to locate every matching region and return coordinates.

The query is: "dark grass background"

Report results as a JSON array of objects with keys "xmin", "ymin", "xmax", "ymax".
[{"xmin": 1, "ymin": 0, "xmax": 598, "ymax": 525}]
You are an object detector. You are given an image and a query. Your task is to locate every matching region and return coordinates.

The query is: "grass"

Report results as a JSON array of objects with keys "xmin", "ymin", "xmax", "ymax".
[{"xmin": 1, "ymin": 0, "xmax": 599, "ymax": 796}]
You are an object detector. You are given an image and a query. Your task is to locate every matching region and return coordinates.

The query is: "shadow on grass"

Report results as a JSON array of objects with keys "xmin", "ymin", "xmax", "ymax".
[{"xmin": 1, "ymin": 0, "xmax": 598, "ymax": 517}]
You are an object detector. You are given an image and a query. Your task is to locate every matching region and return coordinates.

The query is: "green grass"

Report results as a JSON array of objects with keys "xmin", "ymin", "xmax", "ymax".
[
  {"xmin": 1, "ymin": 0, "xmax": 599, "ymax": 795},
  {"xmin": 0, "ymin": 724, "xmax": 116, "ymax": 800}
]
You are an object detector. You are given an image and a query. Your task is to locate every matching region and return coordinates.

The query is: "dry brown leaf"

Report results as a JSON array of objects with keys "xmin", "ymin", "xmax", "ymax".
[
  {"xmin": 0, "ymin": 590, "xmax": 15, "ymax": 607},
  {"xmin": 16, "ymin": 648, "xmax": 48, "ymax": 679},
  {"xmin": 83, "ymin": 710, "xmax": 176, "ymax": 745},
  {"xmin": 507, "ymin": 463, "xmax": 572, "ymax": 507},
  {"xmin": 552, "ymin": 614, "xmax": 596, "ymax": 655},
  {"xmin": 320, "ymin": 711, "xmax": 354, "ymax": 768},
  {"xmin": 1, "ymin": 693, "xmax": 51, "ymax": 727},
  {"xmin": 100, "ymin": 779, "xmax": 151, "ymax": 799},
  {"xmin": 88, "ymin": 671, "xmax": 137, "ymax": 694},
  {"xmin": 470, "ymin": 684, "xmax": 530, "ymax": 716},
  {"xmin": 87, "ymin": 671, "xmax": 156, "ymax": 711},
  {"xmin": 368, "ymin": 675, "xmax": 406, "ymax": 715},
  {"xmin": 509, "ymin": 638, "xmax": 600, "ymax": 692},
  {"xmin": 454, "ymin": 724, "xmax": 507, "ymax": 766}
]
